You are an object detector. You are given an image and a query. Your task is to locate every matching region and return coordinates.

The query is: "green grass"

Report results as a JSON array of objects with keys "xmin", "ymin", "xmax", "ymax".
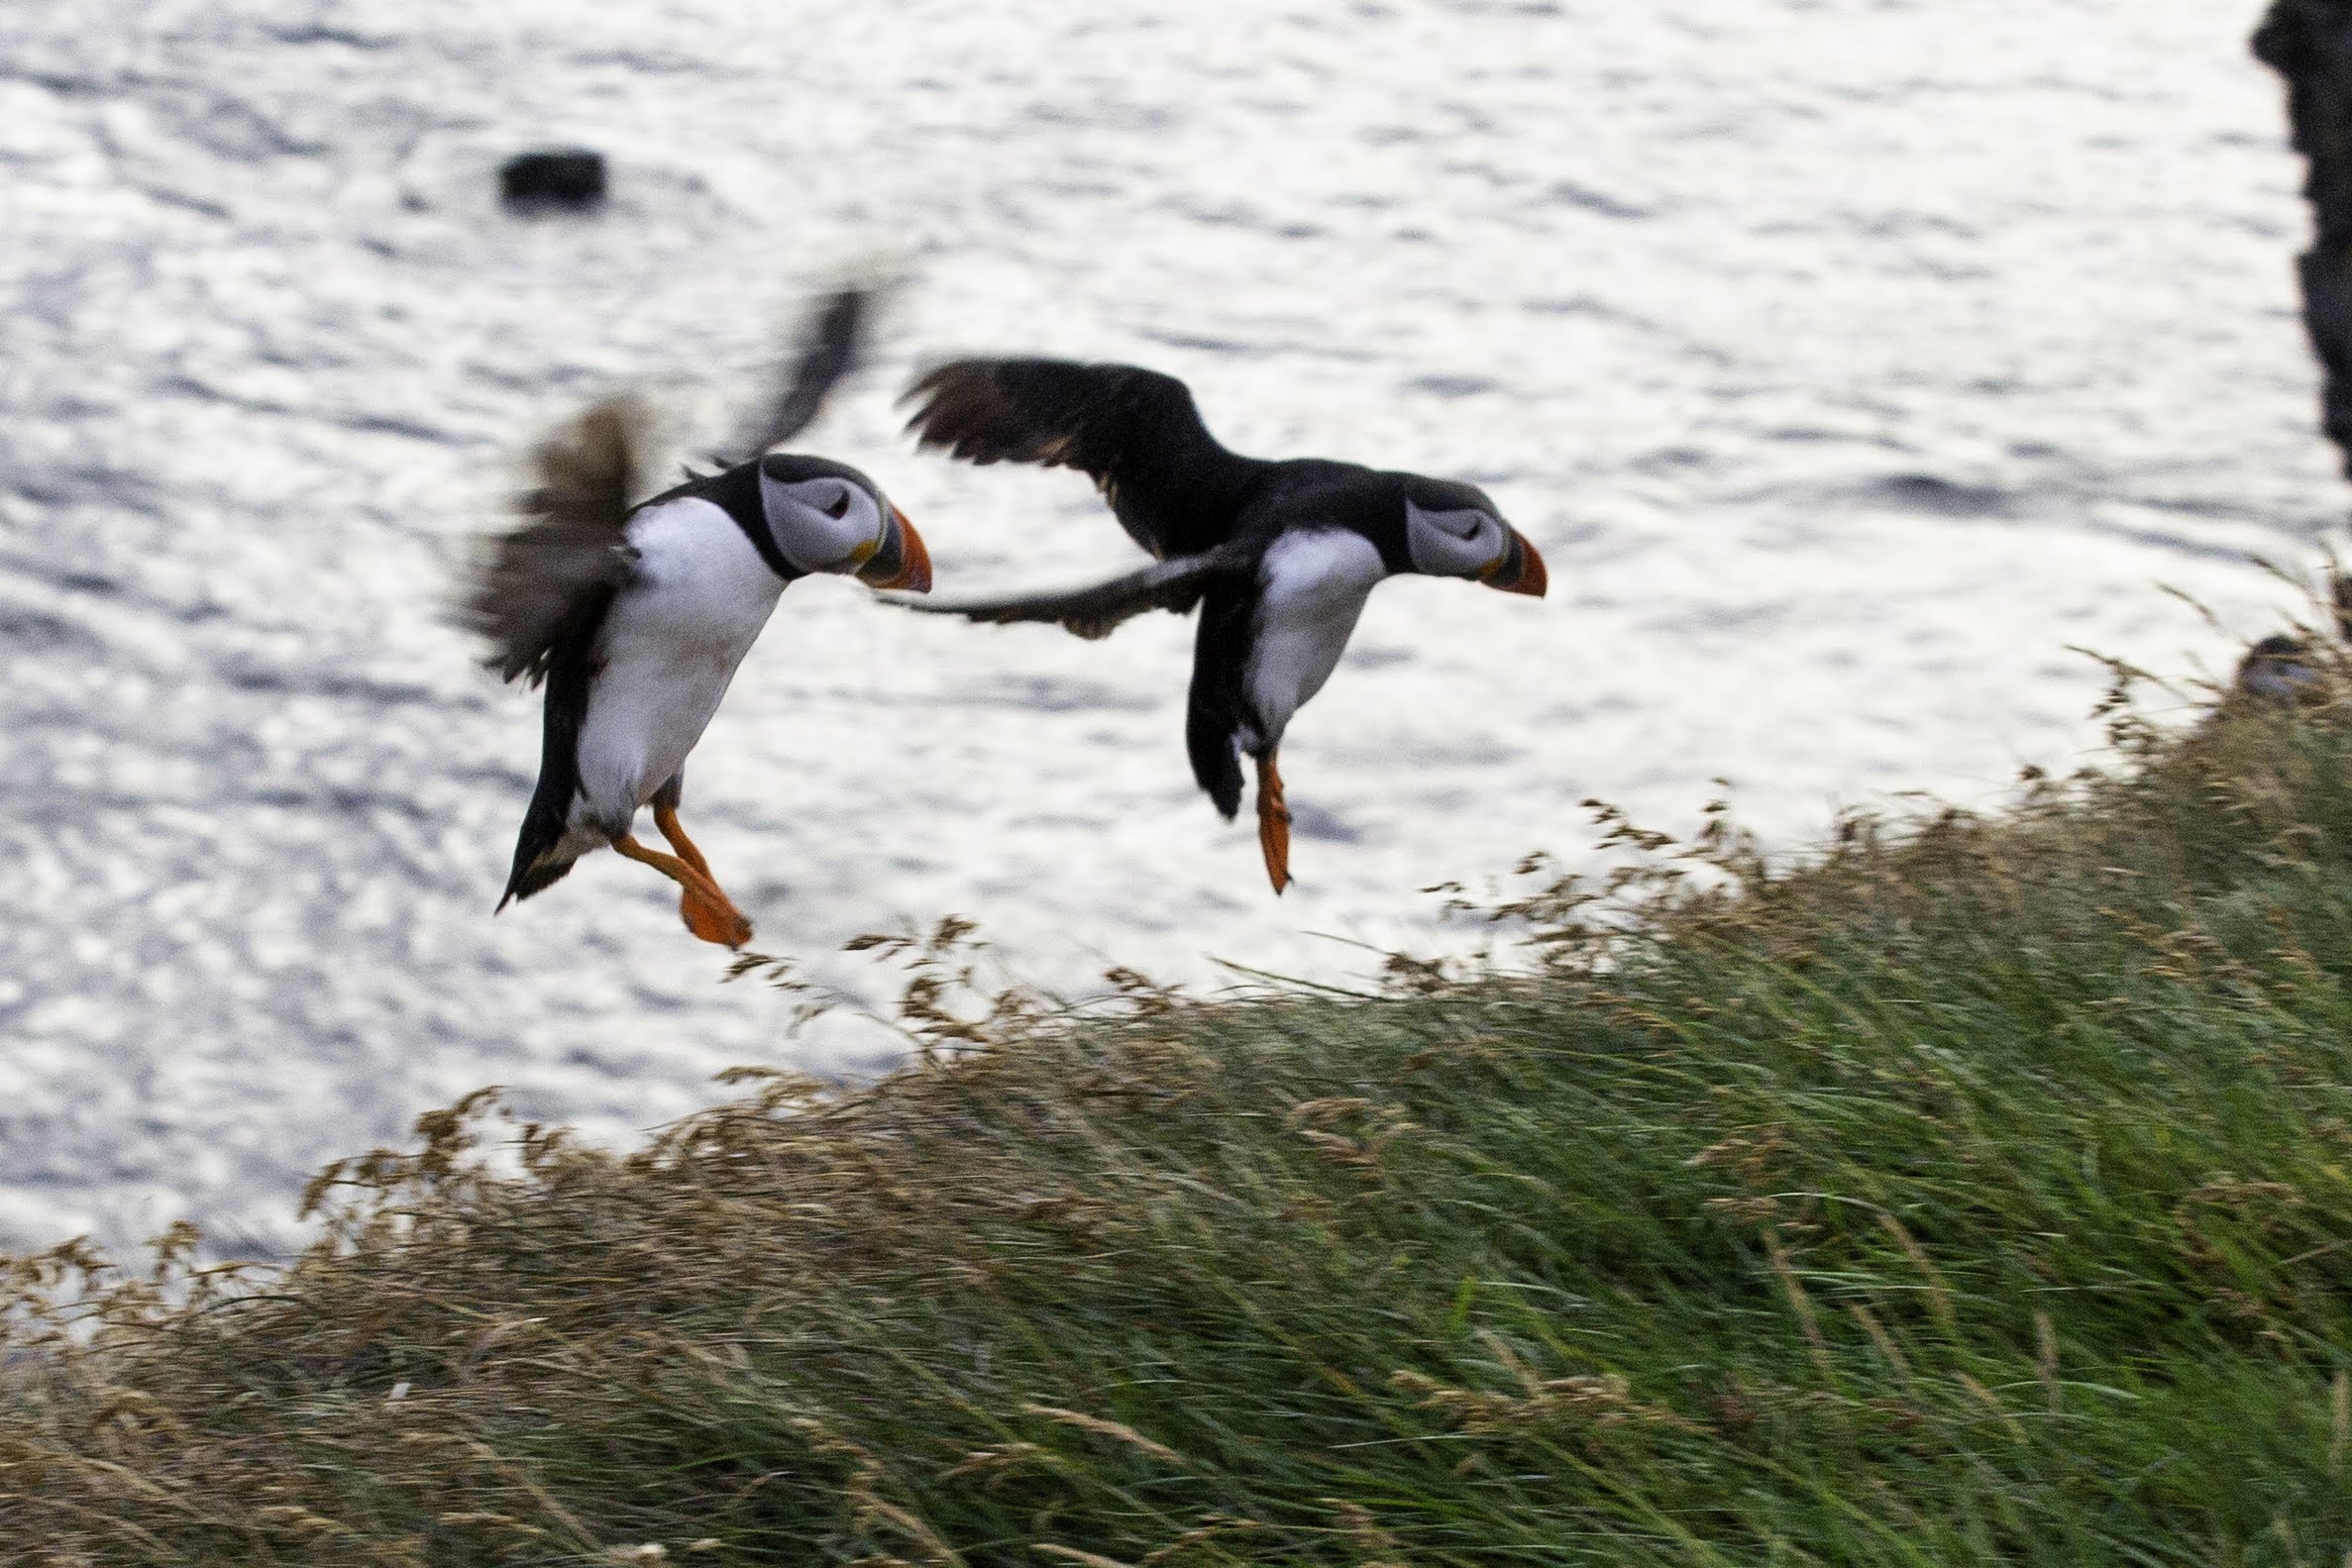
[{"xmin": 8, "ymin": 679, "xmax": 2352, "ymax": 1566}]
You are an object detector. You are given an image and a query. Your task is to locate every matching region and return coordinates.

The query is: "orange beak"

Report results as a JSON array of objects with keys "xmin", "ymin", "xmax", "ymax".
[
  {"xmin": 859, "ymin": 505, "xmax": 933, "ymax": 593},
  {"xmin": 1481, "ymin": 527, "xmax": 1547, "ymax": 597}
]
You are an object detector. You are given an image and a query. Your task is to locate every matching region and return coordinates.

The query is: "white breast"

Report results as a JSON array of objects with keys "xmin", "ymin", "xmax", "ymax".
[
  {"xmin": 1241, "ymin": 528, "xmax": 1387, "ymax": 751},
  {"xmin": 568, "ymin": 497, "xmax": 787, "ymax": 836}
]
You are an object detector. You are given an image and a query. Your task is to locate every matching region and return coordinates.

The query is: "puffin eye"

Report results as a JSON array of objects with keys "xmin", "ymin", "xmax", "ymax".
[
  {"xmin": 821, "ymin": 487, "xmax": 852, "ymax": 520},
  {"xmin": 1431, "ymin": 509, "xmax": 1482, "ymax": 540}
]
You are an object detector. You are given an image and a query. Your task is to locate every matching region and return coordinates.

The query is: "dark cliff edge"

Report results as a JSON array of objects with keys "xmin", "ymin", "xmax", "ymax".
[{"xmin": 2257, "ymin": 0, "xmax": 2352, "ymax": 475}]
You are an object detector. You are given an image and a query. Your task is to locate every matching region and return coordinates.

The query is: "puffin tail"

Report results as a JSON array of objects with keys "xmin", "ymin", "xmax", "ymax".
[
  {"xmin": 1187, "ymin": 706, "xmax": 1243, "ymax": 820},
  {"xmin": 498, "ymin": 841, "xmax": 581, "ymax": 910},
  {"xmin": 498, "ymin": 780, "xmax": 583, "ymax": 909},
  {"xmin": 1185, "ymin": 592, "xmax": 1248, "ymax": 820},
  {"xmin": 498, "ymin": 588, "xmax": 607, "ymax": 912}
]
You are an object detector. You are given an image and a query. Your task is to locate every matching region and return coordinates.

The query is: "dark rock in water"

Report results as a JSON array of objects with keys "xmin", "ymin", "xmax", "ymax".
[
  {"xmin": 498, "ymin": 149, "xmax": 607, "ymax": 211},
  {"xmin": 2254, "ymin": 3, "xmax": 2352, "ymax": 475},
  {"xmin": 1873, "ymin": 472, "xmax": 2010, "ymax": 519}
]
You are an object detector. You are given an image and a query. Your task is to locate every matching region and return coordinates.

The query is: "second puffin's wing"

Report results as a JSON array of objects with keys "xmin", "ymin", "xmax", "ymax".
[
  {"xmin": 459, "ymin": 395, "xmax": 648, "ymax": 685},
  {"xmin": 881, "ymin": 546, "xmax": 1252, "ymax": 641},
  {"xmin": 902, "ymin": 359, "xmax": 1267, "ymax": 560},
  {"xmin": 721, "ymin": 285, "xmax": 873, "ymax": 463},
  {"xmin": 1184, "ymin": 577, "xmax": 1254, "ymax": 819}
]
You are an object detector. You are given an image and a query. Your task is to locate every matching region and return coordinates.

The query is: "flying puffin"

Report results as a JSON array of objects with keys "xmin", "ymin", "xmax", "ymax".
[
  {"xmin": 892, "ymin": 358, "xmax": 1545, "ymax": 893},
  {"xmin": 460, "ymin": 289, "xmax": 932, "ymax": 946}
]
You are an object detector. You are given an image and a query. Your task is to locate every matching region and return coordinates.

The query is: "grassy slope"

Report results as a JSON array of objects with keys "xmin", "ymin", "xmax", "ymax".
[{"xmin": 7, "ymin": 689, "xmax": 2352, "ymax": 1566}]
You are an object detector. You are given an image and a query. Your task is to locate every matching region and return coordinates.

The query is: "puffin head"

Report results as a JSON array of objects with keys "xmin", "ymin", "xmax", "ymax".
[
  {"xmin": 2235, "ymin": 633, "xmax": 2327, "ymax": 706},
  {"xmin": 1400, "ymin": 478, "xmax": 1546, "ymax": 597},
  {"xmin": 757, "ymin": 454, "xmax": 932, "ymax": 592}
]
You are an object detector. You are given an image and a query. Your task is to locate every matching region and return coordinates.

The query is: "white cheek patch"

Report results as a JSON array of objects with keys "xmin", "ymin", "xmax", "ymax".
[
  {"xmin": 1405, "ymin": 499, "xmax": 1498, "ymax": 575},
  {"xmin": 762, "ymin": 472, "xmax": 879, "ymax": 572}
]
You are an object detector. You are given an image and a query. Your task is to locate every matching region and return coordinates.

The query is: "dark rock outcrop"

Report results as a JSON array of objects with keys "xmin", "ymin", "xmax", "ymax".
[{"xmin": 2256, "ymin": 1, "xmax": 2352, "ymax": 474}]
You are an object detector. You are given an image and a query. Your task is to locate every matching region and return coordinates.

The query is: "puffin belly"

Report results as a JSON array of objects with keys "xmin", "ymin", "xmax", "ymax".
[
  {"xmin": 1241, "ymin": 529, "xmax": 1385, "ymax": 749},
  {"xmin": 569, "ymin": 497, "xmax": 785, "ymax": 836},
  {"xmin": 570, "ymin": 646, "xmax": 745, "ymax": 832}
]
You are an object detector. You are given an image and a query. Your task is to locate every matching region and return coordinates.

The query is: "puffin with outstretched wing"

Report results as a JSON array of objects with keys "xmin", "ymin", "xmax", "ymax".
[
  {"xmin": 894, "ymin": 359, "xmax": 1544, "ymax": 893},
  {"xmin": 461, "ymin": 288, "xmax": 931, "ymax": 946}
]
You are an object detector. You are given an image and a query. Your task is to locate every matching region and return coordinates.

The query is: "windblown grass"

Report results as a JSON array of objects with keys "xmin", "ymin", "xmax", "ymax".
[{"xmin": 8, "ymin": 672, "xmax": 2352, "ymax": 1566}]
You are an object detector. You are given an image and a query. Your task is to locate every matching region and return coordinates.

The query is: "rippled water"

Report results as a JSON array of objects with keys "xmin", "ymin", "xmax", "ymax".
[{"xmin": 2, "ymin": 0, "xmax": 2338, "ymax": 1252}]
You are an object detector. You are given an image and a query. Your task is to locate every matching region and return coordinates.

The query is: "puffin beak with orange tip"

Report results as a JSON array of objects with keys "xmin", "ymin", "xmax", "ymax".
[
  {"xmin": 857, "ymin": 505, "xmax": 933, "ymax": 593},
  {"xmin": 1480, "ymin": 526, "xmax": 1548, "ymax": 597}
]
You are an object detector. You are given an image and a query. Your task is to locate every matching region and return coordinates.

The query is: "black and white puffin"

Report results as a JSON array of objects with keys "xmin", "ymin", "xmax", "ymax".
[
  {"xmin": 2231, "ymin": 570, "xmax": 2352, "ymax": 706},
  {"xmin": 893, "ymin": 358, "xmax": 1545, "ymax": 893},
  {"xmin": 461, "ymin": 290, "xmax": 932, "ymax": 946}
]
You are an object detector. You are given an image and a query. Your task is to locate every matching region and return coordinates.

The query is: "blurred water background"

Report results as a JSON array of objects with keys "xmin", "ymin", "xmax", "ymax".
[{"xmin": 3, "ymin": 0, "xmax": 2340, "ymax": 1253}]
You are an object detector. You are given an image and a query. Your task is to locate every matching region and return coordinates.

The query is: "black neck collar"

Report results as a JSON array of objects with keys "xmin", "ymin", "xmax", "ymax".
[{"xmin": 705, "ymin": 461, "xmax": 802, "ymax": 582}]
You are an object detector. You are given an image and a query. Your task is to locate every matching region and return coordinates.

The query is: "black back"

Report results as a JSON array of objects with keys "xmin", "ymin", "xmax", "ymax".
[{"xmin": 903, "ymin": 359, "xmax": 1270, "ymax": 560}]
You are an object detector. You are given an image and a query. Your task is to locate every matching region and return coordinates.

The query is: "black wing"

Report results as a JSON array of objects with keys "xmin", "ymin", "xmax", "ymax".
[
  {"xmin": 882, "ymin": 547, "xmax": 1252, "ymax": 641},
  {"xmin": 720, "ymin": 284, "xmax": 873, "ymax": 463},
  {"xmin": 459, "ymin": 395, "xmax": 648, "ymax": 685},
  {"xmin": 901, "ymin": 359, "xmax": 1267, "ymax": 561},
  {"xmin": 1184, "ymin": 577, "xmax": 1257, "ymax": 818},
  {"xmin": 498, "ymin": 582, "xmax": 613, "ymax": 907}
]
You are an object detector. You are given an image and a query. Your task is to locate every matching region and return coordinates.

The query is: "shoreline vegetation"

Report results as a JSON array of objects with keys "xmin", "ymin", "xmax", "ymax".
[{"xmin": 7, "ymin": 660, "xmax": 2352, "ymax": 1565}]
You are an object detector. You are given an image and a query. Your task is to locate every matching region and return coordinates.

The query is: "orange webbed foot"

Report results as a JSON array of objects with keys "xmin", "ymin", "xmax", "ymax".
[
  {"xmin": 679, "ymin": 886, "xmax": 755, "ymax": 948},
  {"xmin": 649, "ymin": 803, "xmax": 754, "ymax": 945},
  {"xmin": 613, "ymin": 829, "xmax": 754, "ymax": 948}
]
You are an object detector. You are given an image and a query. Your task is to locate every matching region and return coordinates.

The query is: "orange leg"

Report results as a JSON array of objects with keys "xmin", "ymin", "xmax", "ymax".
[
  {"xmin": 651, "ymin": 803, "xmax": 751, "ymax": 946},
  {"xmin": 612, "ymin": 831, "xmax": 754, "ymax": 948},
  {"xmin": 1255, "ymin": 751, "xmax": 1292, "ymax": 895},
  {"xmin": 654, "ymin": 801, "xmax": 714, "ymax": 879}
]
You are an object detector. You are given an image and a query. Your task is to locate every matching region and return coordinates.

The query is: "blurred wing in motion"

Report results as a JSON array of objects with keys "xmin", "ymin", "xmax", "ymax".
[
  {"xmin": 901, "ymin": 358, "xmax": 1265, "ymax": 561},
  {"xmin": 881, "ymin": 547, "xmax": 1252, "ymax": 641},
  {"xmin": 722, "ymin": 284, "xmax": 873, "ymax": 462},
  {"xmin": 459, "ymin": 394, "xmax": 649, "ymax": 685}
]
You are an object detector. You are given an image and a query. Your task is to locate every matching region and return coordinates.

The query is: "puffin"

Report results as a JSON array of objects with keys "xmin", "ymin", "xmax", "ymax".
[
  {"xmin": 892, "ymin": 358, "xmax": 1545, "ymax": 893},
  {"xmin": 2232, "ymin": 570, "xmax": 2352, "ymax": 706},
  {"xmin": 2235, "ymin": 634, "xmax": 2327, "ymax": 705},
  {"xmin": 461, "ymin": 289, "xmax": 932, "ymax": 946}
]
